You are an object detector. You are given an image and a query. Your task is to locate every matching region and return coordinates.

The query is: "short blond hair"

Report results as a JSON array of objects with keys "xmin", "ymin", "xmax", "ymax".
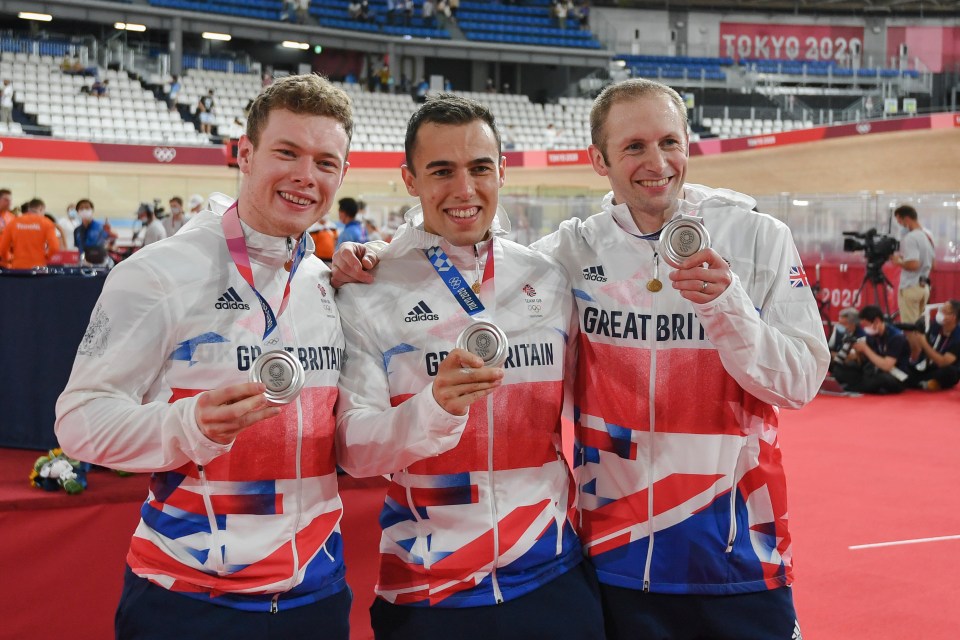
[
  {"xmin": 245, "ymin": 74, "xmax": 353, "ymax": 148},
  {"xmin": 590, "ymin": 78, "xmax": 687, "ymax": 163}
]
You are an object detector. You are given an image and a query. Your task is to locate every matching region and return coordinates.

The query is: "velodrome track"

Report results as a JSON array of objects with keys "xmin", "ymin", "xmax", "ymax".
[
  {"xmin": 1, "ymin": 125, "xmax": 958, "ymax": 205},
  {"xmin": 335, "ymin": 125, "xmax": 960, "ymax": 196}
]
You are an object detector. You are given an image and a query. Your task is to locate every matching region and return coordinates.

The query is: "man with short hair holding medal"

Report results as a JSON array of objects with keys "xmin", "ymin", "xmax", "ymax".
[
  {"xmin": 335, "ymin": 94, "xmax": 604, "ymax": 639},
  {"xmin": 531, "ymin": 79, "xmax": 829, "ymax": 638},
  {"xmin": 56, "ymin": 74, "xmax": 354, "ymax": 639}
]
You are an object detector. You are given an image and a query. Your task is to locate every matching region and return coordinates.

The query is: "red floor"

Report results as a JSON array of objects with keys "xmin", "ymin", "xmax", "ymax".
[
  {"xmin": 2, "ymin": 389, "xmax": 958, "ymax": 639},
  {"xmin": 781, "ymin": 390, "xmax": 960, "ymax": 638}
]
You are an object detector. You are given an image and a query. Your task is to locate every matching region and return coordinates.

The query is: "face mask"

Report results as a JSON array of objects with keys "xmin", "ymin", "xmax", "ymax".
[
  {"xmin": 79, "ymin": 209, "xmax": 93, "ymax": 221},
  {"xmin": 936, "ymin": 310, "xmax": 946, "ymax": 325},
  {"xmin": 170, "ymin": 206, "xmax": 182, "ymax": 215},
  {"xmin": 862, "ymin": 325, "xmax": 878, "ymax": 336},
  {"xmin": 68, "ymin": 208, "xmax": 78, "ymax": 221}
]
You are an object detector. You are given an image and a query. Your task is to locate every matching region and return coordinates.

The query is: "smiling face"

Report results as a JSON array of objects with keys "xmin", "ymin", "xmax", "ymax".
[
  {"xmin": 401, "ymin": 120, "xmax": 505, "ymax": 247},
  {"xmin": 590, "ymin": 94, "xmax": 688, "ymax": 233},
  {"xmin": 236, "ymin": 108, "xmax": 349, "ymax": 238}
]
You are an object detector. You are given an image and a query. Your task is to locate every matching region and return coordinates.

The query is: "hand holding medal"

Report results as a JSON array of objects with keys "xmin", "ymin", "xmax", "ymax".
[
  {"xmin": 661, "ymin": 214, "xmax": 733, "ymax": 302},
  {"xmin": 431, "ymin": 345, "xmax": 505, "ymax": 416},
  {"xmin": 249, "ymin": 350, "xmax": 306, "ymax": 404}
]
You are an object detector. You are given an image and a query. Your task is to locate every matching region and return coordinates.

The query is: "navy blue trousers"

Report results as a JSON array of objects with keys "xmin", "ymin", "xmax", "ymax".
[
  {"xmin": 370, "ymin": 559, "xmax": 605, "ymax": 640},
  {"xmin": 601, "ymin": 583, "xmax": 801, "ymax": 640},
  {"xmin": 115, "ymin": 568, "xmax": 351, "ymax": 640}
]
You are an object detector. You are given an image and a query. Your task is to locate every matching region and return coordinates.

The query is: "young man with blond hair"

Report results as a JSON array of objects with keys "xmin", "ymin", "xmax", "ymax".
[{"xmin": 57, "ymin": 74, "xmax": 355, "ymax": 639}]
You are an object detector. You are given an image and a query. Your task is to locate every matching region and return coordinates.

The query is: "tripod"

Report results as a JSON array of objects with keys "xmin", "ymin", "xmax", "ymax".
[{"xmin": 854, "ymin": 261, "xmax": 896, "ymax": 320}]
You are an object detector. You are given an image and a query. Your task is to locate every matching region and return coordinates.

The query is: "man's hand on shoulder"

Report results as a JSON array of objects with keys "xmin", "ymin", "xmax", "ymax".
[
  {"xmin": 331, "ymin": 241, "xmax": 380, "ymax": 288},
  {"xmin": 196, "ymin": 382, "xmax": 282, "ymax": 444}
]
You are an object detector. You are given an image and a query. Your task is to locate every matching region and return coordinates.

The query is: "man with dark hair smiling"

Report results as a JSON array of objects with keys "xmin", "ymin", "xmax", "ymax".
[
  {"xmin": 56, "ymin": 74, "xmax": 355, "ymax": 639},
  {"xmin": 335, "ymin": 93, "xmax": 603, "ymax": 640}
]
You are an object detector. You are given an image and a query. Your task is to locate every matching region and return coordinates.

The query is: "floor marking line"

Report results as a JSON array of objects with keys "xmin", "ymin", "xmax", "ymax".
[{"xmin": 849, "ymin": 534, "xmax": 960, "ymax": 550}]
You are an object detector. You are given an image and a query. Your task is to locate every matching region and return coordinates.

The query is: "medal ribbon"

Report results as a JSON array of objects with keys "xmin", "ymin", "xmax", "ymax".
[
  {"xmin": 222, "ymin": 202, "xmax": 308, "ymax": 340},
  {"xmin": 611, "ymin": 210, "xmax": 705, "ymax": 241},
  {"xmin": 424, "ymin": 241, "xmax": 495, "ymax": 317}
]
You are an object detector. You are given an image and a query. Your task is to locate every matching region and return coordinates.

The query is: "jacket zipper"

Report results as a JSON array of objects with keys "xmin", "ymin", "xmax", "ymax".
[
  {"xmin": 196, "ymin": 464, "xmax": 226, "ymax": 574},
  {"xmin": 726, "ymin": 447, "xmax": 746, "ymax": 553},
  {"xmin": 642, "ymin": 249, "xmax": 658, "ymax": 592},
  {"xmin": 286, "ymin": 311, "xmax": 305, "ymax": 592},
  {"xmin": 487, "ymin": 393, "xmax": 504, "ymax": 603},
  {"xmin": 556, "ymin": 450, "xmax": 566, "ymax": 555}
]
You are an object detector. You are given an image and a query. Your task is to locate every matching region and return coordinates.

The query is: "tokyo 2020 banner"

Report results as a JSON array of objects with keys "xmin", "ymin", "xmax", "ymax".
[{"xmin": 720, "ymin": 22, "xmax": 865, "ymax": 63}]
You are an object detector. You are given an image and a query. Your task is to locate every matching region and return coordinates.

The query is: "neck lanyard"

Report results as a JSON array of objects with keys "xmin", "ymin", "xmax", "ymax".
[
  {"xmin": 222, "ymin": 203, "xmax": 307, "ymax": 340},
  {"xmin": 612, "ymin": 213, "xmax": 664, "ymax": 242},
  {"xmin": 424, "ymin": 240, "xmax": 495, "ymax": 317},
  {"xmin": 936, "ymin": 327, "xmax": 958, "ymax": 354},
  {"xmin": 612, "ymin": 215, "xmax": 665, "ymax": 292}
]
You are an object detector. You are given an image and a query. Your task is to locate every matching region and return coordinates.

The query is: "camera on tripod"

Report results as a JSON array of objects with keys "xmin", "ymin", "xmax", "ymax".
[
  {"xmin": 842, "ymin": 228, "xmax": 901, "ymax": 319},
  {"xmin": 842, "ymin": 228, "xmax": 899, "ymax": 268}
]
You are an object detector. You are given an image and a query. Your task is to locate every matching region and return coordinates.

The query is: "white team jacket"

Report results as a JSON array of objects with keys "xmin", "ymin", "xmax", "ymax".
[
  {"xmin": 55, "ymin": 194, "xmax": 347, "ymax": 611},
  {"xmin": 336, "ymin": 206, "xmax": 583, "ymax": 607},
  {"xmin": 532, "ymin": 184, "xmax": 829, "ymax": 595}
]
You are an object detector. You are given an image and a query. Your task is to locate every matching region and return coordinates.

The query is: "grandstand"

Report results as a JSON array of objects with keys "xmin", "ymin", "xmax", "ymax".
[
  {"xmin": 0, "ymin": 0, "xmax": 946, "ymax": 147},
  {"xmin": 0, "ymin": 0, "xmax": 953, "ymax": 217},
  {"xmin": 8, "ymin": 52, "xmax": 210, "ymax": 145}
]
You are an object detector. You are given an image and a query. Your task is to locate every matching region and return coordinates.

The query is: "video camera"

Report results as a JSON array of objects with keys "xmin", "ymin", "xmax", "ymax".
[{"xmin": 842, "ymin": 228, "xmax": 899, "ymax": 268}]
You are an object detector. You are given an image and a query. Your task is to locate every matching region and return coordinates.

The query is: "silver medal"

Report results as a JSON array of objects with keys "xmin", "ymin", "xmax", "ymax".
[
  {"xmin": 659, "ymin": 214, "xmax": 711, "ymax": 269},
  {"xmin": 249, "ymin": 349, "xmax": 305, "ymax": 404},
  {"xmin": 456, "ymin": 321, "xmax": 509, "ymax": 368}
]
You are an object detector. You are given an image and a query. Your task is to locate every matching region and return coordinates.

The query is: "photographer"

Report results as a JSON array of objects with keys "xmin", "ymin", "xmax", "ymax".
[
  {"xmin": 828, "ymin": 307, "xmax": 865, "ymax": 374},
  {"xmin": 833, "ymin": 305, "xmax": 911, "ymax": 394},
  {"xmin": 891, "ymin": 205, "xmax": 934, "ymax": 325},
  {"xmin": 136, "ymin": 203, "xmax": 167, "ymax": 247},
  {"xmin": 910, "ymin": 300, "xmax": 960, "ymax": 391}
]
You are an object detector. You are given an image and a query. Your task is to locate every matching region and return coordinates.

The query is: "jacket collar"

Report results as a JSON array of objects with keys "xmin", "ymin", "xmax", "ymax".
[
  {"xmin": 207, "ymin": 192, "xmax": 315, "ymax": 268},
  {"xmin": 380, "ymin": 202, "xmax": 508, "ymax": 262},
  {"xmin": 600, "ymin": 182, "xmax": 758, "ymax": 236}
]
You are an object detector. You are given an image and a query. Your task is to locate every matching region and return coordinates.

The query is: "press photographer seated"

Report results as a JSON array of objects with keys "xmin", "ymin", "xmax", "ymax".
[
  {"xmin": 908, "ymin": 300, "xmax": 960, "ymax": 391},
  {"xmin": 827, "ymin": 307, "xmax": 866, "ymax": 374},
  {"xmin": 832, "ymin": 305, "xmax": 911, "ymax": 395}
]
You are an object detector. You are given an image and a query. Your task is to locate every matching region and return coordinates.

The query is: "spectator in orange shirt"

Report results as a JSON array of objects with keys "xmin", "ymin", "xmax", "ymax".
[
  {"xmin": 0, "ymin": 188, "xmax": 15, "ymax": 265},
  {"xmin": 0, "ymin": 198, "xmax": 60, "ymax": 269}
]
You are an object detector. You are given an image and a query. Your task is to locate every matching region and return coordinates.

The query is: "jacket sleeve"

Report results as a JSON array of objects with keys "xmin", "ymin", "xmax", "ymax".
[
  {"xmin": 55, "ymin": 259, "xmax": 231, "ymax": 472},
  {"xmin": 694, "ymin": 220, "xmax": 829, "ymax": 409},
  {"xmin": 335, "ymin": 287, "xmax": 467, "ymax": 478}
]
